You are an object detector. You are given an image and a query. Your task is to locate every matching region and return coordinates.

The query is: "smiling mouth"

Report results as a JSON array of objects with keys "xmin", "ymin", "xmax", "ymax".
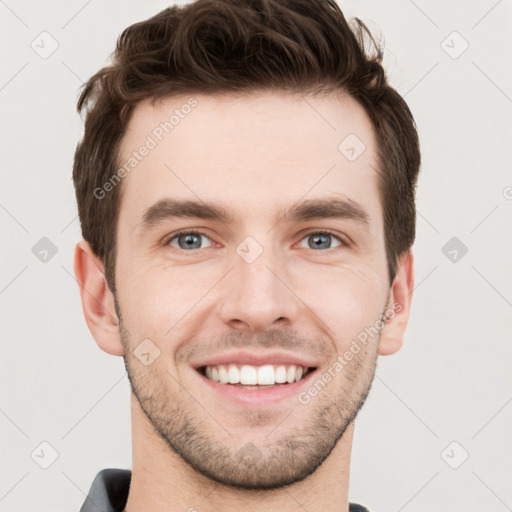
[{"xmin": 197, "ymin": 363, "xmax": 316, "ymax": 389}]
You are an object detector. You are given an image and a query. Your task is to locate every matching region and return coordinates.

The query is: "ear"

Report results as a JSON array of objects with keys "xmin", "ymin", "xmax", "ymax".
[
  {"xmin": 378, "ymin": 250, "xmax": 414, "ymax": 356},
  {"xmin": 73, "ymin": 239, "xmax": 124, "ymax": 356}
]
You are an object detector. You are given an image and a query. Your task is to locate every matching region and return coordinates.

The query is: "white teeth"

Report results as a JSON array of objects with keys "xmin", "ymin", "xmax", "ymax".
[
  {"xmin": 257, "ymin": 365, "xmax": 275, "ymax": 385},
  {"xmin": 286, "ymin": 364, "xmax": 296, "ymax": 383},
  {"xmin": 228, "ymin": 363, "xmax": 240, "ymax": 384},
  {"xmin": 240, "ymin": 365, "xmax": 258, "ymax": 385},
  {"xmin": 203, "ymin": 363, "xmax": 310, "ymax": 385},
  {"xmin": 218, "ymin": 365, "xmax": 229, "ymax": 384},
  {"xmin": 275, "ymin": 365, "xmax": 287, "ymax": 383}
]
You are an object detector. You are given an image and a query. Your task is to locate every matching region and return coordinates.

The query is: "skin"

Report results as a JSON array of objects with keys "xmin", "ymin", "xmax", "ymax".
[{"xmin": 74, "ymin": 90, "xmax": 414, "ymax": 512}]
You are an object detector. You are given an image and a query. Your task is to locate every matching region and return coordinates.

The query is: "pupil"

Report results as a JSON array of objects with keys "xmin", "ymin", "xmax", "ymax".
[
  {"xmin": 180, "ymin": 233, "xmax": 201, "ymax": 249},
  {"xmin": 310, "ymin": 233, "xmax": 330, "ymax": 249}
]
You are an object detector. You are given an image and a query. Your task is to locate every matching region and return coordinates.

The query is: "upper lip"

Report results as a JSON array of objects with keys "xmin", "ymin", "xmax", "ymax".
[{"xmin": 191, "ymin": 350, "xmax": 319, "ymax": 370}]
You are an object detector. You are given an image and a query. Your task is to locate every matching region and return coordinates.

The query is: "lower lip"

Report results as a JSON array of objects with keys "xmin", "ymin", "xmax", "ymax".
[{"xmin": 194, "ymin": 368, "xmax": 317, "ymax": 405}]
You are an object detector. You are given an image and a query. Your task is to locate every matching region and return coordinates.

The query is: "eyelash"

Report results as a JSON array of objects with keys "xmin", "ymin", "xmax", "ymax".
[{"xmin": 164, "ymin": 229, "xmax": 349, "ymax": 251}]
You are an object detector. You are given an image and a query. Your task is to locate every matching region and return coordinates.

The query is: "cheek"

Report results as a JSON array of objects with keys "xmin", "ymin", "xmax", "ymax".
[
  {"xmin": 118, "ymin": 262, "xmax": 214, "ymax": 337},
  {"xmin": 295, "ymin": 263, "xmax": 387, "ymax": 342}
]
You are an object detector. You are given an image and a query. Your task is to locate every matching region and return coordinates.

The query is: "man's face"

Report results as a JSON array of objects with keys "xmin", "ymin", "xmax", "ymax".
[{"xmin": 113, "ymin": 91, "xmax": 390, "ymax": 489}]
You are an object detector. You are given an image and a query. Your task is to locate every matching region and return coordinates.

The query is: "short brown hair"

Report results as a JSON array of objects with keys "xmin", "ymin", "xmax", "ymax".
[{"xmin": 73, "ymin": 0, "xmax": 420, "ymax": 293}]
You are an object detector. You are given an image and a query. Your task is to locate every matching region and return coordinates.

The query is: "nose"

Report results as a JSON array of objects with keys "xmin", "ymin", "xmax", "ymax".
[{"xmin": 218, "ymin": 246, "xmax": 300, "ymax": 333}]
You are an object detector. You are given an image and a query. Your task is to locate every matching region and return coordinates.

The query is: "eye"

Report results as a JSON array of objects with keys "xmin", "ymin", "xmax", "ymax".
[
  {"xmin": 167, "ymin": 230, "xmax": 214, "ymax": 250},
  {"xmin": 298, "ymin": 231, "xmax": 344, "ymax": 250},
  {"xmin": 165, "ymin": 229, "xmax": 346, "ymax": 252}
]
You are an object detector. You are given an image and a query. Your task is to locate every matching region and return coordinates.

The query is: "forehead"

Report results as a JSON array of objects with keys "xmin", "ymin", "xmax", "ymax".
[{"xmin": 116, "ymin": 91, "xmax": 381, "ymax": 232}]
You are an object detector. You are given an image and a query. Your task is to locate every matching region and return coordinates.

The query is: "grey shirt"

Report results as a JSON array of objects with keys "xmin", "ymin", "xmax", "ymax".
[{"xmin": 79, "ymin": 468, "xmax": 371, "ymax": 512}]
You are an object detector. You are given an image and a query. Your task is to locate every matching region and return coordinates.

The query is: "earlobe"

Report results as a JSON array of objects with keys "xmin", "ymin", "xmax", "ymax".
[
  {"xmin": 378, "ymin": 250, "xmax": 414, "ymax": 356},
  {"xmin": 73, "ymin": 240, "xmax": 124, "ymax": 356}
]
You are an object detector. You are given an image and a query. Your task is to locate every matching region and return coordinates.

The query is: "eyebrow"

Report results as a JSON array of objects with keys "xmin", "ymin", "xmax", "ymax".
[{"xmin": 137, "ymin": 196, "xmax": 370, "ymax": 236}]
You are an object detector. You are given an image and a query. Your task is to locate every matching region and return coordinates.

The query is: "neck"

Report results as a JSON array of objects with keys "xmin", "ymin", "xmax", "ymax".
[{"xmin": 124, "ymin": 393, "xmax": 354, "ymax": 512}]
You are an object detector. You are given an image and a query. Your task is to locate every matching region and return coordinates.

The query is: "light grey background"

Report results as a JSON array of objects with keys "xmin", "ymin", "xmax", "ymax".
[{"xmin": 1, "ymin": 1, "xmax": 511, "ymax": 511}]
